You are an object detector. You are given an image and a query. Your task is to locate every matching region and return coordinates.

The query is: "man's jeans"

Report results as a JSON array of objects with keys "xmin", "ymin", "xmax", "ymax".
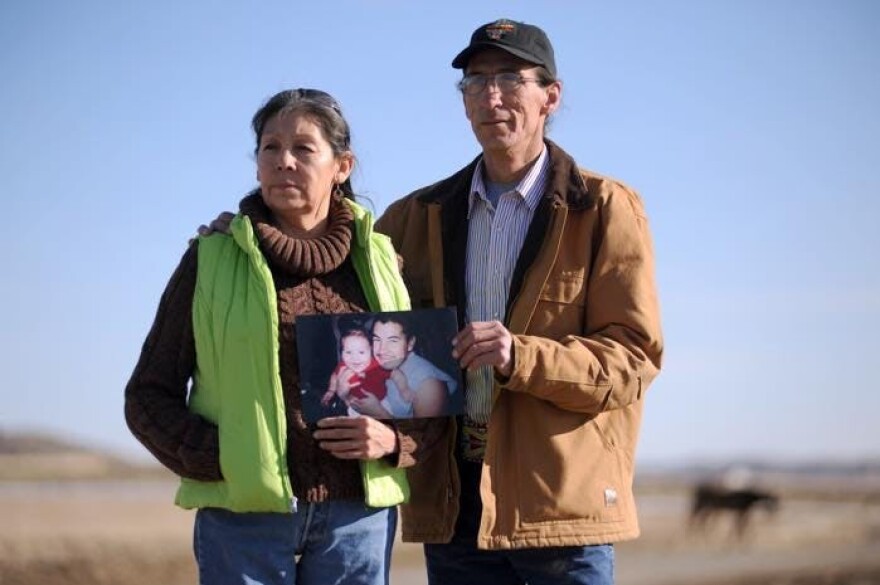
[
  {"xmin": 424, "ymin": 457, "xmax": 614, "ymax": 585},
  {"xmin": 425, "ymin": 540, "xmax": 614, "ymax": 585},
  {"xmin": 194, "ymin": 501, "xmax": 396, "ymax": 585}
]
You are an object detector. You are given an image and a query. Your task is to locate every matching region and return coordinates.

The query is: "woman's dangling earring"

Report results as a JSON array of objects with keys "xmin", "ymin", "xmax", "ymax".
[{"xmin": 333, "ymin": 182, "xmax": 344, "ymax": 199}]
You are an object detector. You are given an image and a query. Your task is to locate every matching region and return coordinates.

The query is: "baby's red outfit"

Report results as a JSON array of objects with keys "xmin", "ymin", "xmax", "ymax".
[{"xmin": 334, "ymin": 358, "xmax": 390, "ymax": 400}]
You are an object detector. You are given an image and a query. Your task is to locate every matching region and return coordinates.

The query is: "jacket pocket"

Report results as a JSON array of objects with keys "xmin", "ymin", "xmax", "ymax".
[
  {"xmin": 529, "ymin": 272, "xmax": 586, "ymax": 338},
  {"xmin": 514, "ymin": 410, "xmax": 626, "ymax": 525},
  {"xmin": 538, "ymin": 271, "xmax": 584, "ymax": 304}
]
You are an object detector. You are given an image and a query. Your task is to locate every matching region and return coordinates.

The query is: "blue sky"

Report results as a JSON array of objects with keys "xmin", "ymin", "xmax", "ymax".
[{"xmin": 2, "ymin": 1, "xmax": 878, "ymax": 464}]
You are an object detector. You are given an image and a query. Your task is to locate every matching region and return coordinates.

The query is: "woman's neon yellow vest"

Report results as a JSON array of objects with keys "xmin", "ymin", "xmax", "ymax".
[{"xmin": 176, "ymin": 199, "xmax": 411, "ymax": 512}]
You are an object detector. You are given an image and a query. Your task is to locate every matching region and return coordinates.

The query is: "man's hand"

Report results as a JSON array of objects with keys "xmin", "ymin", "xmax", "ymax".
[
  {"xmin": 452, "ymin": 320, "xmax": 514, "ymax": 378},
  {"xmin": 196, "ymin": 211, "xmax": 235, "ymax": 237},
  {"xmin": 314, "ymin": 416, "xmax": 397, "ymax": 460}
]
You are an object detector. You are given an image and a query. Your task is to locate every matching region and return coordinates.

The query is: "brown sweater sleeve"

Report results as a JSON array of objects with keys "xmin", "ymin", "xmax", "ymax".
[{"xmin": 124, "ymin": 242, "xmax": 222, "ymax": 481}]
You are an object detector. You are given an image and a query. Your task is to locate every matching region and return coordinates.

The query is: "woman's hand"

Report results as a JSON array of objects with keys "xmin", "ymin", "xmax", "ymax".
[{"xmin": 313, "ymin": 416, "xmax": 397, "ymax": 460}]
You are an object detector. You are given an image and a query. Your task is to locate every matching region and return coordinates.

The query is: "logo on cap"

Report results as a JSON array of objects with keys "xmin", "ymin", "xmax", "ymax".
[{"xmin": 485, "ymin": 19, "xmax": 516, "ymax": 40}]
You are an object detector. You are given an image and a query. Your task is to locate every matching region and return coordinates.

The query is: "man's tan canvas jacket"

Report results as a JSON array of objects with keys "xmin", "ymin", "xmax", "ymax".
[{"xmin": 376, "ymin": 140, "xmax": 663, "ymax": 550}]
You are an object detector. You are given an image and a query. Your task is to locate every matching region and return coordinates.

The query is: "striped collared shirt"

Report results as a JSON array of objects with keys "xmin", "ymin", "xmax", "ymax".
[{"xmin": 462, "ymin": 147, "xmax": 549, "ymax": 458}]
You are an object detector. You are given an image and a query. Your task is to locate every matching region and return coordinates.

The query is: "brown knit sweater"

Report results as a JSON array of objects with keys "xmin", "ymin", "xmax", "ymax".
[{"xmin": 125, "ymin": 193, "xmax": 412, "ymax": 502}]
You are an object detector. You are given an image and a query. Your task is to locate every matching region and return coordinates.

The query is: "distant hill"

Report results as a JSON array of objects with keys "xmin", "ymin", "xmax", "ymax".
[
  {"xmin": 0, "ymin": 430, "xmax": 172, "ymax": 482},
  {"xmin": 637, "ymin": 458, "xmax": 880, "ymax": 502},
  {"xmin": 0, "ymin": 430, "xmax": 99, "ymax": 455},
  {"xmin": 3, "ymin": 429, "xmax": 878, "ymax": 497}
]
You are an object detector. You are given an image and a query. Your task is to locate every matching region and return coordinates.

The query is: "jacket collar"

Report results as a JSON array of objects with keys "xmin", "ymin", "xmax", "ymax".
[{"xmin": 415, "ymin": 139, "xmax": 595, "ymax": 210}]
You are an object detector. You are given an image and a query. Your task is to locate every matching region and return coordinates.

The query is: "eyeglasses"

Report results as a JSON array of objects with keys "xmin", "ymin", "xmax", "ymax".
[{"xmin": 457, "ymin": 72, "xmax": 542, "ymax": 96}]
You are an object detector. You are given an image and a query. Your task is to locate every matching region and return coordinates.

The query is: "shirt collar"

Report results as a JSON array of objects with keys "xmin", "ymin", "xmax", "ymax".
[{"xmin": 467, "ymin": 146, "xmax": 549, "ymax": 218}]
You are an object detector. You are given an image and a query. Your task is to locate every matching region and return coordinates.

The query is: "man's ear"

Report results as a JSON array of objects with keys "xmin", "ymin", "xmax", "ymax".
[
  {"xmin": 542, "ymin": 80, "xmax": 563, "ymax": 116},
  {"xmin": 407, "ymin": 337, "xmax": 416, "ymax": 353}
]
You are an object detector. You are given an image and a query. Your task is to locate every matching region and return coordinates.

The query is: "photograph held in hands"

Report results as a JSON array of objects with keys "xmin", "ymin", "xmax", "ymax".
[{"xmin": 296, "ymin": 307, "xmax": 463, "ymax": 422}]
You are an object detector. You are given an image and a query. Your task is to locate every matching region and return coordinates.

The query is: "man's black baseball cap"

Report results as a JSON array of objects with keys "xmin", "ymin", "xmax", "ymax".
[{"xmin": 451, "ymin": 19, "xmax": 556, "ymax": 78}]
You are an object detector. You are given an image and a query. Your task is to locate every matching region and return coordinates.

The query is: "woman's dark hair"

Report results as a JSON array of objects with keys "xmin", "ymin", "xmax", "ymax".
[{"xmin": 251, "ymin": 88, "xmax": 356, "ymax": 200}]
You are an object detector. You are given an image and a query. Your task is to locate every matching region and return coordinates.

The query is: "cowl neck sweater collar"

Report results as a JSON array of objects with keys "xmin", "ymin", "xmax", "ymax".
[{"xmin": 239, "ymin": 191, "xmax": 353, "ymax": 277}]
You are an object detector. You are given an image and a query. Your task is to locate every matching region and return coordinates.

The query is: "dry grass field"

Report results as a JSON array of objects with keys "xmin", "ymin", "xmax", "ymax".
[{"xmin": 2, "ymin": 436, "xmax": 879, "ymax": 585}]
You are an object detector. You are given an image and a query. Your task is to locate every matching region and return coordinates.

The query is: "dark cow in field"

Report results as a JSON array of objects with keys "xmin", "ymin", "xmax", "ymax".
[{"xmin": 689, "ymin": 482, "xmax": 779, "ymax": 539}]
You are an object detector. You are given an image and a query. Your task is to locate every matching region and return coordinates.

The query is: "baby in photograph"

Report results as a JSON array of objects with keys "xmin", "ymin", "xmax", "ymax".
[{"xmin": 321, "ymin": 327, "xmax": 413, "ymax": 414}]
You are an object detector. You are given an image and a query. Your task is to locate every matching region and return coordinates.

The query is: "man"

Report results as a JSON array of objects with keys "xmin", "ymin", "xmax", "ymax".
[
  {"xmin": 375, "ymin": 18, "xmax": 663, "ymax": 585},
  {"xmin": 347, "ymin": 314, "xmax": 458, "ymax": 419}
]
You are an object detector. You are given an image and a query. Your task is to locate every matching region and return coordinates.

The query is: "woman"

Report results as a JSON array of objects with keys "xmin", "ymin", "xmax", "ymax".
[{"xmin": 125, "ymin": 89, "xmax": 412, "ymax": 585}]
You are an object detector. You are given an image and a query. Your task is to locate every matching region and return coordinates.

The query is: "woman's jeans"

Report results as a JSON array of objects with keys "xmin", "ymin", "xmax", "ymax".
[{"xmin": 194, "ymin": 501, "xmax": 396, "ymax": 585}]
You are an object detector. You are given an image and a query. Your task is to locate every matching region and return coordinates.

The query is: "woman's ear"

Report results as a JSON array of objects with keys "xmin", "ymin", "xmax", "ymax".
[{"xmin": 336, "ymin": 152, "xmax": 354, "ymax": 184}]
